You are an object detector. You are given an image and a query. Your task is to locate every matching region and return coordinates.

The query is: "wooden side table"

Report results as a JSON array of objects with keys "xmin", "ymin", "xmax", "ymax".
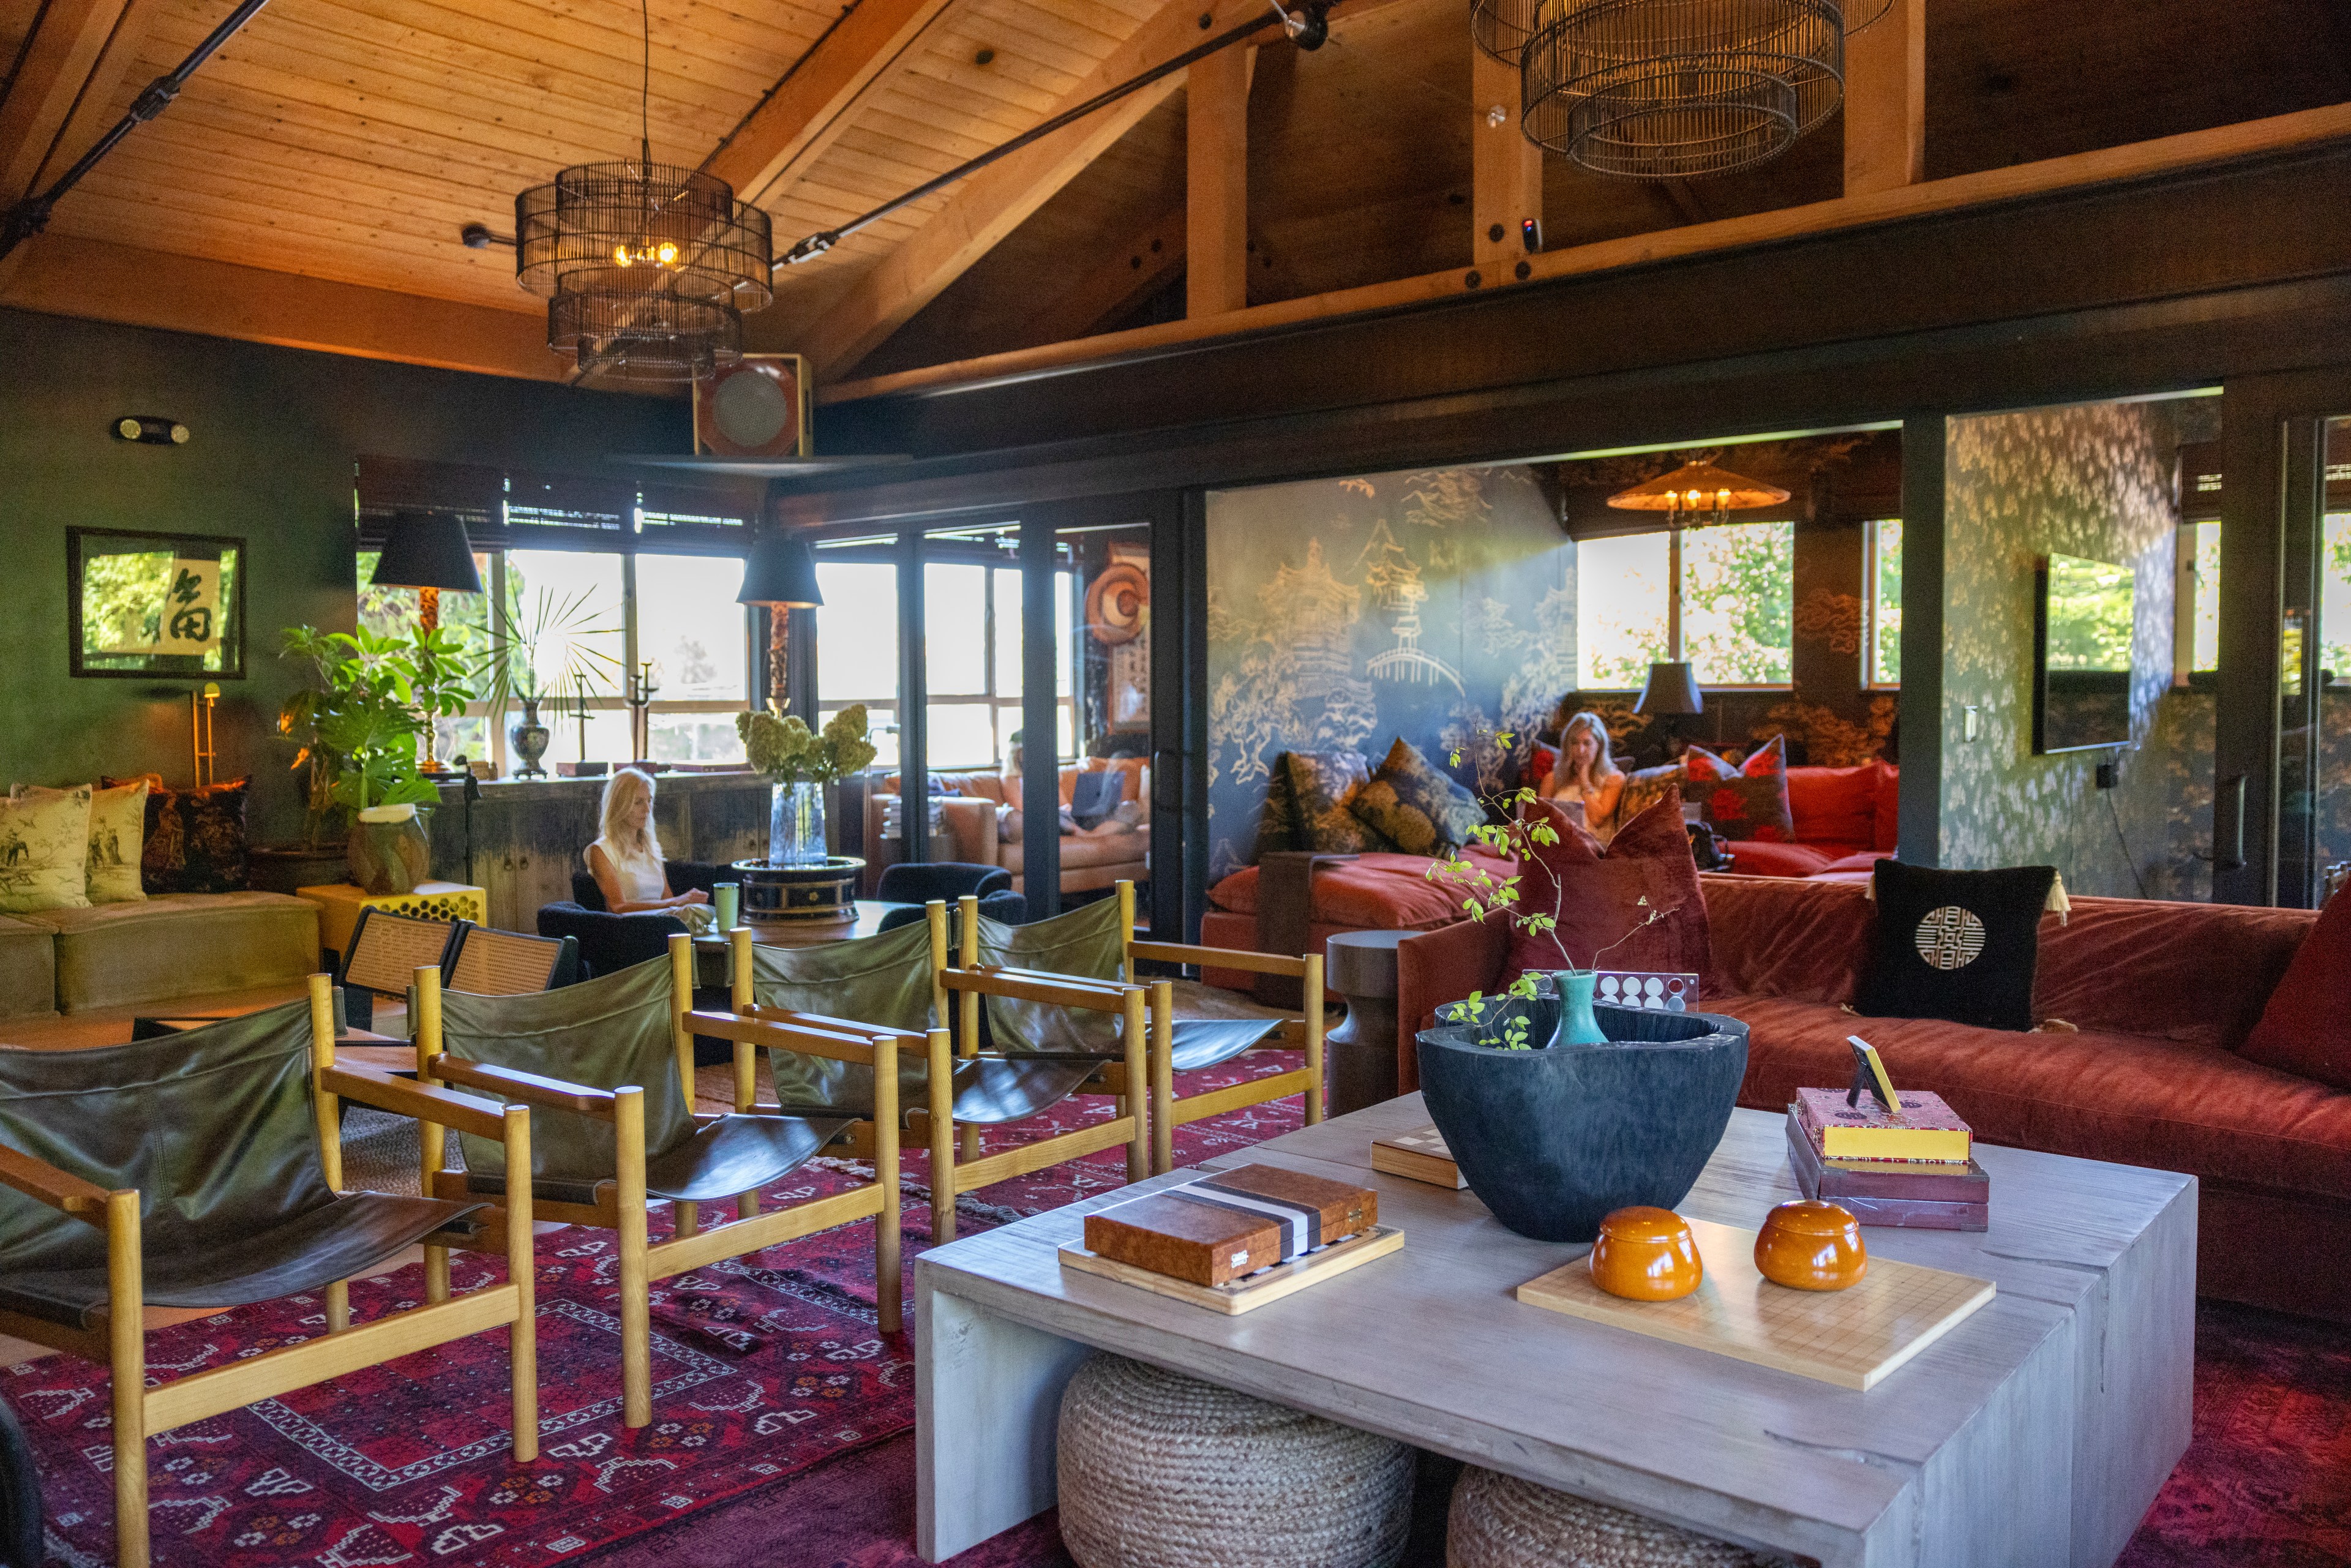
[
  {"xmin": 295, "ymin": 881, "xmax": 487, "ymax": 957},
  {"xmin": 1322, "ymin": 930, "xmax": 1408, "ymax": 1115}
]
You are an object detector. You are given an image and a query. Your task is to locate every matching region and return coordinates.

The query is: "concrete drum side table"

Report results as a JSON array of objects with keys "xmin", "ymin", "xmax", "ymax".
[{"xmin": 1324, "ymin": 929, "xmax": 1409, "ymax": 1115}]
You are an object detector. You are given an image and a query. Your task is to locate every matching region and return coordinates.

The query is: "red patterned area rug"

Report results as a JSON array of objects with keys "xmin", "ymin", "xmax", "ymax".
[{"xmin": 6, "ymin": 1057, "xmax": 1305, "ymax": 1568}]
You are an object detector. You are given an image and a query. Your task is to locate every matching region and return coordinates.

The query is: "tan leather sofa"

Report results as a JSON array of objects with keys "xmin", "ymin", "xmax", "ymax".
[
  {"xmin": 864, "ymin": 757, "xmax": 1149, "ymax": 895},
  {"xmin": 2, "ymin": 891, "xmax": 320, "ymax": 1015}
]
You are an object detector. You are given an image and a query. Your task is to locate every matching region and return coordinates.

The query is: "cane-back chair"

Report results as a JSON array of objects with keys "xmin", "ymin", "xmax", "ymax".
[
  {"xmin": 744, "ymin": 907, "xmax": 1152, "ymax": 1242},
  {"xmin": 416, "ymin": 935, "xmax": 906, "ymax": 1428},
  {"xmin": 0, "ymin": 975, "xmax": 537, "ymax": 1568},
  {"xmin": 972, "ymin": 883, "xmax": 1324, "ymax": 1174}
]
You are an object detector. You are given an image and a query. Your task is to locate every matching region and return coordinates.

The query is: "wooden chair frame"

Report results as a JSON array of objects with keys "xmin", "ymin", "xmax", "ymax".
[
  {"xmin": 0, "ymin": 973, "xmax": 536, "ymax": 1568},
  {"xmin": 977, "ymin": 882, "xmax": 1325, "ymax": 1176},
  {"xmin": 927, "ymin": 898, "xmax": 1152, "ymax": 1243},
  {"xmin": 418, "ymin": 934, "xmax": 904, "ymax": 1430}
]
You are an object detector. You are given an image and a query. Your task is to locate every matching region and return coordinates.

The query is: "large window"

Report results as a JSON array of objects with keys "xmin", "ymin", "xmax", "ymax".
[
  {"xmin": 356, "ymin": 546, "xmax": 750, "ymax": 774},
  {"xmin": 1866, "ymin": 519, "xmax": 1903, "ymax": 687},
  {"xmin": 1575, "ymin": 520, "xmax": 1794, "ymax": 689}
]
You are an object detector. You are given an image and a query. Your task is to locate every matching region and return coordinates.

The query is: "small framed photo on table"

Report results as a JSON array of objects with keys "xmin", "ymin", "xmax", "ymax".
[{"xmin": 67, "ymin": 527, "xmax": 246, "ymax": 679}]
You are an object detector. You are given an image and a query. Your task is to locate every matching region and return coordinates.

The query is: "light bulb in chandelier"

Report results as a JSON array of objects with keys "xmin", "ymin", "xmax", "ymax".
[{"xmin": 610, "ymin": 239, "xmax": 681, "ymax": 268}]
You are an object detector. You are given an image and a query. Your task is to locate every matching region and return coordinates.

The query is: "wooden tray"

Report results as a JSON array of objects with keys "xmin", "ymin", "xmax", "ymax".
[
  {"xmin": 1515, "ymin": 1217, "xmax": 1994, "ymax": 1390},
  {"xmin": 1060, "ymin": 1226, "xmax": 1403, "ymax": 1315}
]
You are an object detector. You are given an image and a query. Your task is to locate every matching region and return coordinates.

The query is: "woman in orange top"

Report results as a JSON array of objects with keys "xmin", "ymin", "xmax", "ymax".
[{"xmin": 1547, "ymin": 710, "xmax": 1625, "ymax": 836}]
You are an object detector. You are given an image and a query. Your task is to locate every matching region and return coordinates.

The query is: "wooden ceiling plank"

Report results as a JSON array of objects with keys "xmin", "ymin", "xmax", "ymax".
[
  {"xmin": 821, "ymin": 98, "xmax": 2351, "ymax": 405},
  {"xmin": 1470, "ymin": 44, "xmax": 1539, "ymax": 276},
  {"xmin": 703, "ymin": 0, "xmax": 957, "ymax": 211},
  {"xmin": 1185, "ymin": 45, "xmax": 1244, "ymax": 314},
  {"xmin": 156, "ymin": 97, "xmax": 555, "ymax": 199},
  {"xmin": 296, "ymin": 0, "xmax": 817, "ymax": 94},
  {"xmin": 89, "ymin": 141, "xmax": 534, "ymax": 242},
  {"xmin": 1, "ymin": 232, "xmax": 566, "ymax": 373},
  {"xmin": 797, "ymin": 0, "xmax": 1284, "ymax": 377},
  {"xmin": 1845, "ymin": 0, "xmax": 1924, "ymax": 195},
  {"xmin": 0, "ymin": 0, "xmax": 133, "ymax": 198},
  {"xmin": 65, "ymin": 171, "xmax": 527, "ymax": 277},
  {"xmin": 31, "ymin": 0, "xmax": 154, "ymax": 187},
  {"xmin": 1030, "ymin": 197, "xmax": 1180, "ymax": 339},
  {"xmin": 458, "ymin": 0, "xmax": 833, "ymax": 77}
]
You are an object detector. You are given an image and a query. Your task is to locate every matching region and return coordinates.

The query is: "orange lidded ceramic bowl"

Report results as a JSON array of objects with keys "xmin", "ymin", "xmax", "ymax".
[
  {"xmin": 1754, "ymin": 1200, "xmax": 1868, "ymax": 1291},
  {"xmin": 1589, "ymin": 1206, "xmax": 1704, "ymax": 1301}
]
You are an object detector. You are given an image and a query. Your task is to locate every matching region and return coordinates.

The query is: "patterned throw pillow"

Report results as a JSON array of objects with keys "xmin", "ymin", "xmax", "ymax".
[
  {"xmin": 1614, "ymin": 762, "xmax": 1687, "ymax": 827},
  {"xmin": 9, "ymin": 780, "xmax": 146, "ymax": 903},
  {"xmin": 0, "ymin": 784, "xmax": 94, "ymax": 912},
  {"xmin": 1253, "ymin": 756, "xmax": 1302, "ymax": 857},
  {"xmin": 1853, "ymin": 860, "xmax": 2057, "ymax": 1031},
  {"xmin": 103, "ymin": 774, "xmax": 251, "ymax": 894},
  {"xmin": 1282, "ymin": 750, "xmax": 1395, "ymax": 855},
  {"xmin": 1681, "ymin": 735, "xmax": 1795, "ymax": 842},
  {"xmin": 1349, "ymin": 738, "xmax": 1488, "ymax": 856}
]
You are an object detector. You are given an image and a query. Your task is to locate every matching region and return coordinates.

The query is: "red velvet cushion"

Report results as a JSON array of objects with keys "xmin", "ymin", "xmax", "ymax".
[
  {"xmin": 2241, "ymin": 893, "xmax": 2351, "ymax": 1088},
  {"xmin": 1873, "ymin": 764, "xmax": 1902, "ymax": 853},
  {"xmin": 1818, "ymin": 850, "xmax": 1891, "ymax": 874},
  {"xmin": 1719, "ymin": 841, "xmax": 1834, "ymax": 879},
  {"xmin": 1504, "ymin": 798, "xmax": 1711, "ymax": 983},
  {"xmin": 1720, "ymin": 991, "xmax": 2351, "ymax": 1200},
  {"xmin": 1698, "ymin": 873, "xmax": 1875, "ymax": 1002},
  {"xmin": 1785, "ymin": 763, "xmax": 1884, "ymax": 847},
  {"xmin": 1207, "ymin": 850, "xmax": 1515, "ymax": 930}
]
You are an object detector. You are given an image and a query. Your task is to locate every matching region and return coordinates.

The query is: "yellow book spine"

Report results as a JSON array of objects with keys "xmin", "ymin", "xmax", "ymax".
[{"xmin": 1819, "ymin": 1125, "xmax": 1972, "ymax": 1162}]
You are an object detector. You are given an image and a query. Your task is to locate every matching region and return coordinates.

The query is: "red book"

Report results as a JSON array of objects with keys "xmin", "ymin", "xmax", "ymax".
[{"xmin": 1794, "ymin": 1086, "xmax": 1971, "ymax": 1163}]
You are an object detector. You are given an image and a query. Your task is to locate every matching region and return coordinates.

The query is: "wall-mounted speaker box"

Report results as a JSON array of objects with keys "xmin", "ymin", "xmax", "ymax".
[{"xmin": 693, "ymin": 355, "xmax": 812, "ymax": 458}]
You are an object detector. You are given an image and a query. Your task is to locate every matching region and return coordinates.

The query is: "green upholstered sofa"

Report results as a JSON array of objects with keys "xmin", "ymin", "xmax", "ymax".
[{"xmin": 0, "ymin": 892, "xmax": 320, "ymax": 1016}]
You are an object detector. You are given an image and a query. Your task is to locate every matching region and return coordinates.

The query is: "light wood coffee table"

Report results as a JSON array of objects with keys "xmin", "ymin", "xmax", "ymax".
[{"xmin": 913, "ymin": 1096, "xmax": 2193, "ymax": 1568}]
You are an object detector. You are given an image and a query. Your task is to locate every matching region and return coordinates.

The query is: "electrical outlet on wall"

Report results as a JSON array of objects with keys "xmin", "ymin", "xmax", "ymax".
[
  {"xmin": 1963, "ymin": 705, "xmax": 1981, "ymax": 743},
  {"xmin": 2095, "ymin": 761, "xmax": 2118, "ymax": 790}
]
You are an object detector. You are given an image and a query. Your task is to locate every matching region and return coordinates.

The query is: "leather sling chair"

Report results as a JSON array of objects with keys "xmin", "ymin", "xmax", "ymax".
[
  {"xmin": 972, "ymin": 882, "xmax": 1325, "ymax": 1175},
  {"xmin": 0, "ymin": 975, "xmax": 537, "ymax": 1568},
  {"xmin": 413, "ymin": 935, "xmax": 910, "ymax": 1429},
  {"xmin": 741, "ymin": 907, "xmax": 1150, "ymax": 1244}
]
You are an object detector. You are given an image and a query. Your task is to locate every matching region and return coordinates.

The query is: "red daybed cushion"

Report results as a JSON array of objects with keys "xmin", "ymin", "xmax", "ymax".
[
  {"xmin": 1786, "ymin": 761, "xmax": 1889, "ymax": 846},
  {"xmin": 1506, "ymin": 798, "xmax": 1709, "ymax": 981},
  {"xmin": 1207, "ymin": 849, "xmax": 1514, "ymax": 931},
  {"xmin": 2242, "ymin": 890, "xmax": 2351, "ymax": 1089}
]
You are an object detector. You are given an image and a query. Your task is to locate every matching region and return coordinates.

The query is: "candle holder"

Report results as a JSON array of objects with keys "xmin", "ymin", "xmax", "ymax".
[{"xmin": 627, "ymin": 659, "xmax": 661, "ymax": 765}]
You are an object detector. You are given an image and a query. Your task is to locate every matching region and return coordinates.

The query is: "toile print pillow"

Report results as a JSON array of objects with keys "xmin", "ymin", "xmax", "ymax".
[
  {"xmin": 1681, "ymin": 735, "xmax": 1795, "ymax": 842},
  {"xmin": 1614, "ymin": 762, "xmax": 1687, "ymax": 831},
  {"xmin": 0, "ymin": 783, "xmax": 94, "ymax": 912},
  {"xmin": 105, "ymin": 773, "xmax": 251, "ymax": 895},
  {"xmin": 1349, "ymin": 738, "xmax": 1489, "ymax": 856},
  {"xmin": 1281, "ymin": 749, "xmax": 1396, "ymax": 855},
  {"xmin": 1853, "ymin": 859, "xmax": 2057, "ymax": 1031},
  {"xmin": 1253, "ymin": 754, "xmax": 1302, "ymax": 857}
]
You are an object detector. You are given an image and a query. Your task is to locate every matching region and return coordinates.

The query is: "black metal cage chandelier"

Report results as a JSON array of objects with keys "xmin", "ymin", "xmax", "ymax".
[
  {"xmin": 516, "ymin": 157, "xmax": 772, "ymax": 381},
  {"xmin": 1518, "ymin": 0, "xmax": 1843, "ymax": 179},
  {"xmin": 509, "ymin": 0, "xmax": 772, "ymax": 382}
]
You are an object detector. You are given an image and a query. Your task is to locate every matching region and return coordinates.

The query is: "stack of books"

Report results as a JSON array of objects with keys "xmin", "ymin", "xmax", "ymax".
[{"xmin": 1788, "ymin": 1087, "xmax": 1988, "ymax": 1231}]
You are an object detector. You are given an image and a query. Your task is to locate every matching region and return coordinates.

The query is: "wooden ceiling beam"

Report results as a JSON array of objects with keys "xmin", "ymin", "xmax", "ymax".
[
  {"xmin": 1470, "ymin": 45, "xmax": 1540, "ymax": 277},
  {"xmin": 1027, "ymin": 200, "xmax": 1186, "ymax": 342},
  {"xmin": 798, "ymin": 0, "xmax": 1287, "ymax": 380},
  {"xmin": 0, "ymin": 234, "xmax": 567, "ymax": 380},
  {"xmin": 1845, "ymin": 0, "xmax": 1924, "ymax": 195},
  {"xmin": 0, "ymin": 0, "xmax": 136, "ymax": 200},
  {"xmin": 1186, "ymin": 43, "xmax": 1248, "ymax": 315},
  {"xmin": 701, "ymin": 0, "xmax": 959, "ymax": 209},
  {"xmin": 821, "ymin": 99, "xmax": 2351, "ymax": 405}
]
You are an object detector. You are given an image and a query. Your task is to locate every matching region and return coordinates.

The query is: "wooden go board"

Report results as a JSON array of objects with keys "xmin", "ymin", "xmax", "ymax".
[
  {"xmin": 1059, "ymin": 1226, "xmax": 1403, "ymax": 1315},
  {"xmin": 1515, "ymin": 1216, "xmax": 1995, "ymax": 1390}
]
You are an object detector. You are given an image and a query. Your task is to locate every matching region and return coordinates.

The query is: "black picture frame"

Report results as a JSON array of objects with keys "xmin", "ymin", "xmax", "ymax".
[{"xmin": 67, "ymin": 527, "xmax": 248, "ymax": 680}]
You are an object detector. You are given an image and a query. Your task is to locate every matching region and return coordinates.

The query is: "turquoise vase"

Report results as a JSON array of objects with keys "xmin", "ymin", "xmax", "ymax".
[{"xmin": 1548, "ymin": 970, "xmax": 1610, "ymax": 1047}]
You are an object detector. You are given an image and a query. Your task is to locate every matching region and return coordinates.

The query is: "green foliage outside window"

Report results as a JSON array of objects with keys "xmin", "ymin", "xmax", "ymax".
[
  {"xmin": 1871, "ymin": 520, "xmax": 1903, "ymax": 685},
  {"xmin": 1681, "ymin": 519, "xmax": 1794, "ymax": 685}
]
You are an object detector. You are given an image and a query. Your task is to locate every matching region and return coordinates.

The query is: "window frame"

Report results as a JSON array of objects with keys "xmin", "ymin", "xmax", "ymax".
[{"xmin": 1575, "ymin": 519, "xmax": 1800, "ymax": 693}]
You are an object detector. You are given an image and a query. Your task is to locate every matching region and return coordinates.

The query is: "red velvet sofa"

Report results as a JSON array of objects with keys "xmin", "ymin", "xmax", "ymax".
[
  {"xmin": 1717, "ymin": 759, "xmax": 1900, "ymax": 879},
  {"xmin": 1397, "ymin": 873, "xmax": 2349, "ymax": 1319}
]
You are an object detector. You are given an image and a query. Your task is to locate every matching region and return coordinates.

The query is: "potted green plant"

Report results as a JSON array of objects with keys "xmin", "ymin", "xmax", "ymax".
[
  {"xmin": 738, "ymin": 704, "xmax": 878, "ymax": 866},
  {"xmin": 479, "ymin": 582, "xmax": 621, "ymax": 778},
  {"xmin": 279, "ymin": 626, "xmax": 446, "ymax": 893}
]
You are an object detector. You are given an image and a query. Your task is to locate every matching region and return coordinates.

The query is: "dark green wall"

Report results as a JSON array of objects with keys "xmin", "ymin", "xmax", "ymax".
[{"xmin": 0, "ymin": 307, "xmax": 686, "ymax": 844}]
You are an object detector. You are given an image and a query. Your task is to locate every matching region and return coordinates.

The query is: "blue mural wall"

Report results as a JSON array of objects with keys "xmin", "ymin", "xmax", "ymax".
[{"xmin": 1204, "ymin": 465, "xmax": 1572, "ymax": 881}]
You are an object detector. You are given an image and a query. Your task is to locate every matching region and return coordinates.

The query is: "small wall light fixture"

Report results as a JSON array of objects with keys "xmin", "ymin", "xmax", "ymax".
[{"xmin": 114, "ymin": 415, "xmax": 189, "ymax": 445}]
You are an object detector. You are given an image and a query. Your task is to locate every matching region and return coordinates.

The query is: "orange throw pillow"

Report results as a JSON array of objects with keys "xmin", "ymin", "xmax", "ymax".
[
  {"xmin": 2241, "ymin": 893, "xmax": 2351, "ymax": 1090},
  {"xmin": 1502, "ymin": 797, "xmax": 1711, "ymax": 984}
]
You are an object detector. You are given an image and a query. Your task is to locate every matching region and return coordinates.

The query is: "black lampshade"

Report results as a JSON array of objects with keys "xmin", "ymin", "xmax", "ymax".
[
  {"xmin": 371, "ymin": 510, "xmax": 482, "ymax": 593},
  {"xmin": 738, "ymin": 529, "xmax": 823, "ymax": 607},
  {"xmin": 1635, "ymin": 661, "xmax": 1704, "ymax": 716}
]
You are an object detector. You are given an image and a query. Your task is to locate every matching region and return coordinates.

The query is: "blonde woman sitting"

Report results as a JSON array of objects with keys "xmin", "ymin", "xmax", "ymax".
[
  {"xmin": 586, "ymin": 767, "xmax": 715, "ymax": 934},
  {"xmin": 1547, "ymin": 710, "xmax": 1626, "ymax": 837}
]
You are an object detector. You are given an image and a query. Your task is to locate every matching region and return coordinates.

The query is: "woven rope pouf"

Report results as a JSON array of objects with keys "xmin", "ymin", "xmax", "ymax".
[
  {"xmin": 1056, "ymin": 1352, "xmax": 1415, "ymax": 1568},
  {"xmin": 1448, "ymin": 1466, "xmax": 1794, "ymax": 1568}
]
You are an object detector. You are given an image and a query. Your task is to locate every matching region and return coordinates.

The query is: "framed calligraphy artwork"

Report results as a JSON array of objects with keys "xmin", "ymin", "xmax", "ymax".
[{"xmin": 67, "ymin": 528, "xmax": 247, "ymax": 679}]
